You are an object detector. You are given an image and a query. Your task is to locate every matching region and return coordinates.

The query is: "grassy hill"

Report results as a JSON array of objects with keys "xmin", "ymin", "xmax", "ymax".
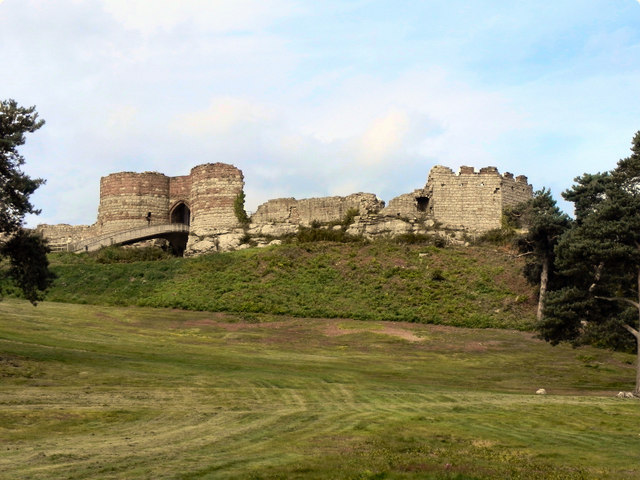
[
  {"xmin": 0, "ymin": 299, "xmax": 637, "ymax": 479},
  {"xmin": 41, "ymin": 241, "xmax": 537, "ymax": 330}
]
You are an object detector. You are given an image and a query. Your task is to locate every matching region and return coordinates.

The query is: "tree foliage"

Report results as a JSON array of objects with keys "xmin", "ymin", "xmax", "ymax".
[
  {"xmin": 233, "ymin": 191, "xmax": 250, "ymax": 226},
  {"xmin": 0, "ymin": 99, "xmax": 53, "ymax": 304},
  {"xmin": 508, "ymin": 189, "xmax": 571, "ymax": 321},
  {"xmin": 540, "ymin": 131, "xmax": 640, "ymax": 394}
]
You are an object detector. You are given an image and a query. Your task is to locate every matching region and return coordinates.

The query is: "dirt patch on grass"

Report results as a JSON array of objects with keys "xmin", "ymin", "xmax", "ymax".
[
  {"xmin": 324, "ymin": 322, "xmax": 424, "ymax": 342},
  {"xmin": 380, "ymin": 326, "xmax": 423, "ymax": 342}
]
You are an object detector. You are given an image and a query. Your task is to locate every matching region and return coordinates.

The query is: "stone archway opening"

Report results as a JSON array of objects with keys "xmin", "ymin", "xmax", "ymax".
[{"xmin": 170, "ymin": 202, "xmax": 191, "ymax": 226}]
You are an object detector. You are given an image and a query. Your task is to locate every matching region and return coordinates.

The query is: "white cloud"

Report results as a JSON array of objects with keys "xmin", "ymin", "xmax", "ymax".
[
  {"xmin": 4, "ymin": 0, "xmax": 639, "ymax": 226},
  {"xmin": 99, "ymin": 0, "xmax": 297, "ymax": 34},
  {"xmin": 358, "ymin": 110, "xmax": 410, "ymax": 165},
  {"xmin": 106, "ymin": 105, "xmax": 139, "ymax": 132},
  {"xmin": 170, "ymin": 97, "xmax": 275, "ymax": 136}
]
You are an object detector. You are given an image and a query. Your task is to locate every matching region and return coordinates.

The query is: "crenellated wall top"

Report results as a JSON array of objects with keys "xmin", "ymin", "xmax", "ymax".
[{"xmin": 428, "ymin": 165, "xmax": 529, "ymax": 184}]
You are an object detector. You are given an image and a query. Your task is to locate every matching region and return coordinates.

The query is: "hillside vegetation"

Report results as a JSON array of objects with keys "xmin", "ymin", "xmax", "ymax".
[
  {"xmin": 41, "ymin": 241, "xmax": 537, "ymax": 329},
  {"xmin": 1, "ymin": 299, "xmax": 637, "ymax": 479}
]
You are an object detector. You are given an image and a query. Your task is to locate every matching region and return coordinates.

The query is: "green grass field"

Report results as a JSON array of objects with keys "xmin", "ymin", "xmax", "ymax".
[{"xmin": 1, "ymin": 299, "xmax": 638, "ymax": 479}]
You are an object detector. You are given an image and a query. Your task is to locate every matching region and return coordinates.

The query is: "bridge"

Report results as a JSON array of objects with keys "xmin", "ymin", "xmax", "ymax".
[{"xmin": 61, "ymin": 223, "xmax": 190, "ymax": 253}]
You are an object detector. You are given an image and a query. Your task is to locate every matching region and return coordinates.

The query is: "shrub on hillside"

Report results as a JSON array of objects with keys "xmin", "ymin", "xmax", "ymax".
[
  {"xmin": 296, "ymin": 224, "xmax": 363, "ymax": 243},
  {"xmin": 477, "ymin": 228, "xmax": 517, "ymax": 246},
  {"xmin": 393, "ymin": 233, "xmax": 431, "ymax": 244},
  {"xmin": 341, "ymin": 208, "xmax": 360, "ymax": 227},
  {"xmin": 93, "ymin": 246, "xmax": 174, "ymax": 263}
]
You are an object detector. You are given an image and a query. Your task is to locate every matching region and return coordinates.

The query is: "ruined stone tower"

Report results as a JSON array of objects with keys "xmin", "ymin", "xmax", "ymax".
[
  {"xmin": 97, "ymin": 171, "xmax": 172, "ymax": 233},
  {"xmin": 426, "ymin": 165, "xmax": 532, "ymax": 231},
  {"xmin": 382, "ymin": 165, "xmax": 533, "ymax": 231},
  {"xmin": 188, "ymin": 163, "xmax": 244, "ymax": 235}
]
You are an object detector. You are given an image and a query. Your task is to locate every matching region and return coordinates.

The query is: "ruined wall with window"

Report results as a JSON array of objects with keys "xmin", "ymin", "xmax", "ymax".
[{"xmin": 380, "ymin": 165, "xmax": 532, "ymax": 231}]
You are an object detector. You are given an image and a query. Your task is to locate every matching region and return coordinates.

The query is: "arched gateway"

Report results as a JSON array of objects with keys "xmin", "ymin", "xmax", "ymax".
[{"xmin": 170, "ymin": 202, "xmax": 191, "ymax": 226}]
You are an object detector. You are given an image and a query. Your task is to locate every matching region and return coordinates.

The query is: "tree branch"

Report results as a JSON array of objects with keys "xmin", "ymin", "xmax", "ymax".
[
  {"xmin": 588, "ymin": 263, "xmax": 605, "ymax": 293},
  {"xmin": 622, "ymin": 323, "xmax": 640, "ymax": 340},
  {"xmin": 594, "ymin": 295, "xmax": 640, "ymax": 310}
]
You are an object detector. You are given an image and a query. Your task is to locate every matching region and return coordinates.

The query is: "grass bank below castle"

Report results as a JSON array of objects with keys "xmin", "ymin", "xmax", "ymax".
[
  {"xmin": 1, "ymin": 299, "xmax": 637, "ymax": 479},
  {"xmin": 43, "ymin": 242, "xmax": 536, "ymax": 329}
]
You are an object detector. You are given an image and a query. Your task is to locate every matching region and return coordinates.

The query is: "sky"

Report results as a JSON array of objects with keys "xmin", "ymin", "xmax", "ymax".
[{"xmin": 1, "ymin": 0, "xmax": 640, "ymax": 227}]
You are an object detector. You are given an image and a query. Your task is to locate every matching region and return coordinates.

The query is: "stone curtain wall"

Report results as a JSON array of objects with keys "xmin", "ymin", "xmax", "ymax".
[
  {"xmin": 189, "ymin": 163, "xmax": 244, "ymax": 235},
  {"xmin": 34, "ymin": 224, "xmax": 96, "ymax": 251},
  {"xmin": 251, "ymin": 198, "xmax": 299, "ymax": 224},
  {"xmin": 381, "ymin": 189, "xmax": 429, "ymax": 218},
  {"xmin": 428, "ymin": 166, "xmax": 532, "ymax": 231},
  {"xmin": 252, "ymin": 193, "xmax": 384, "ymax": 226},
  {"xmin": 501, "ymin": 173, "xmax": 533, "ymax": 207},
  {"xmin": 97, "ymin": 172, "xmax": 171, "ymax": 234}
]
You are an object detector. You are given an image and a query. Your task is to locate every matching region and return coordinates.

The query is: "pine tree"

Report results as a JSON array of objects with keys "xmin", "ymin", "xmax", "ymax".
[
  {"xmin": 0, "ymin": 99, "xmax": 53, "ymax": 304},
  {"xmin": 541, "ymin": 131, "xmax": 640, "ymax": 395},
  {"xmin": 511, "ymin": 189, "xmax": 571, "ymax": 321}
]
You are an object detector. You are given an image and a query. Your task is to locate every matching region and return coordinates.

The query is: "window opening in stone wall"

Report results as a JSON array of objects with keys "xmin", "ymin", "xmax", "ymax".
[
  {"xmin": 170, "ymin": 202, "xmax": 191, "ymax": 226},
  {"xmin": 416, "ymin": 196, "xmax": 430, "ymax": 212}
]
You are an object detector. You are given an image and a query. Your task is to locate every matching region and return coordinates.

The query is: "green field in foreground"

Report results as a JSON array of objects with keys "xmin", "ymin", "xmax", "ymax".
[{"xmin": 1, "ymin": 299, "xmax": 639, "ymax": 479}]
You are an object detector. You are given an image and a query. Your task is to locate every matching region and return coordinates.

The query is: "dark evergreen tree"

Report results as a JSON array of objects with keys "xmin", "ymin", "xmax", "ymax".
[
  {"xmin": 541, "ymin": 131, "xmax": 640, "ymax": 395},
  {"xmin": 0, "ymin": 99, "xmax": 53, "ymax": 304},
  {"xmin": 507, "ymin": 189, "xmax": 571, "ymax": 321}
]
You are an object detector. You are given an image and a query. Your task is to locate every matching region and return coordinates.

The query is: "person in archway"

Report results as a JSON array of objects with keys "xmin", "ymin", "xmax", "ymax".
[{"xmin": 146, "ymin": 212, "xmax": 151, "ymax": 225}]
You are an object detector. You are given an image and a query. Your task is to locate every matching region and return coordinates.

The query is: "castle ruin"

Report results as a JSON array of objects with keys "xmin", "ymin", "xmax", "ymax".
[{"xmin": 37, "ymin": 163, "xmax": 533, "ymax": 255}]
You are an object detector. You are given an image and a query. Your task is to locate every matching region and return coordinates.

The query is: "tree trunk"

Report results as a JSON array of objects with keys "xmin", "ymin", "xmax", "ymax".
[
  {"xmin": 631, "ymin": 268, "xmax": 640, "ymax": 397},
  {"xmin": 537, "ymin": 256, "xmax": 550, "ymax": 322},
  {"xmin": 636, "ymin": 332, "xmax": 640, "ymax": 397}
]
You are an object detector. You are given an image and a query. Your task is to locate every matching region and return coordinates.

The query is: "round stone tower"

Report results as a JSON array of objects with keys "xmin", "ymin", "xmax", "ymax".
[
  {"xmin": 189, "ymin": 163, "xmax": 244, "ymax": 236},
  {"xmin": 97, "ymin": 171, "xmax": 170, "ymax": 234}
]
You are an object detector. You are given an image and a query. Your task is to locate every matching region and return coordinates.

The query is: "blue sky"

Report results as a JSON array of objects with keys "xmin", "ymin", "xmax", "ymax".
[{"xmin": 1, "ymin": 0, "xmax": 639, "ymax": 227}]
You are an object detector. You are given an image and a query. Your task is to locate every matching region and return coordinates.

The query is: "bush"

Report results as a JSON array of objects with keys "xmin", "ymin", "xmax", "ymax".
[
  {"xmin": 234, "ymin": 192, "xmax": 250, "ymax": 225},
  {"xmin": 393, "ymin": 233, "xmax": 431, "ymax": 245},
  {"xmin": 93, "ymin": 246, "xmax": 174, "ymax": 264},
  {"xmin": 296, "ymin": 226, "xmax": 362, "ymax": 243},
  {"xmin": 430, "ymin": 268, "xmax": 446, "ymax": 281},
  {"xmin": 341, "ymin": 208, "xmax": 360, "ymax": 227},
  {"xmin": 477, "ymin": 228, "xmax": 517, "ymax": 246},
  {"xmin": 433, "ymin": 235, "xmax": 448, "ymax": 248}
]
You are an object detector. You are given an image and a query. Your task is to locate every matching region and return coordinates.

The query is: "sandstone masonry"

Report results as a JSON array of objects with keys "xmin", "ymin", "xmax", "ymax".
[
  {"xmin": 382, "ymin": 165, "xmax": 533, "ymax": 231},
  {"xmin": 37, "ymin": 163, "xmax": 533, "ymax": 255},
  {"xmin": 252, "ymin": 193, "xmax": 385, "ymax": 226}
]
